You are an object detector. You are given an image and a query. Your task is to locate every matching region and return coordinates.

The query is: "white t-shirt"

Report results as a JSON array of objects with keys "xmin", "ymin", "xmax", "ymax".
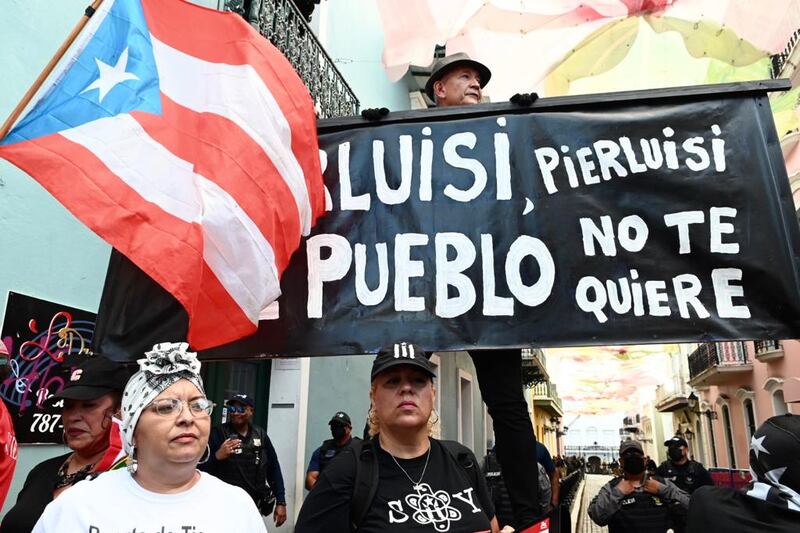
[{"xmin": 33, "ymin": 469, "xmax": 268, "ymax": 533}]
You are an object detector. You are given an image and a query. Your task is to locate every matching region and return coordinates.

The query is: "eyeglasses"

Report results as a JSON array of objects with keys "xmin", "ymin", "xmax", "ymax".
[
  {"xmin": 148, "ymin": 398, "xmax": 215, "ymax": 417},
  {"xmin": 227, "ymin": 404, "xmax": 248, "ymax": 414}
]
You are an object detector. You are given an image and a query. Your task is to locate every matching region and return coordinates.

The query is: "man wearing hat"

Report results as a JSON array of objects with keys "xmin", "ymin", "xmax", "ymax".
[
  {"xmin": 588, "ymin": 439, "xmax": 688, "ymax": 532},
  {"xmin": 203, "ymin": 392, "xmax": 287, "ymax": 527},
  {"xmin": 425, "ymin": 52, "xmax": 543, "ymax": 532},
  {"xmin": 305, "ymin": 410, "xmax": 361, "ymax": 490},
  {"xmin": 424, "ymin": 52, "xmax": 492, "ymax": 107},
  {"xmin": 656, "ymin": 435, "xmax": 712, "ymax": 494}
]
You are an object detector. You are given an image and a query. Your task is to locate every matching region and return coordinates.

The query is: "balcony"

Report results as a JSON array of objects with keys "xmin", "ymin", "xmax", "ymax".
[
  {"xmin": 621, "ymin": 414, "xmax": 641, "ymax": 434},
  {"xmin": 532, "ymin": 380, "xmax": 563, "ymax": 417},
  {"xmin": 521, "ymin": 348, "xmax": 549, "ymax": 387},
  {"xmin": 688, "ymin": 341, "xmax": 752, "ymax": 387},
  {"xmin": 654, "ymin": 383, "xmax": 690, "ymax": 413},
  {"xmin": 224, "ymin": 0, "xmax": 359, "ymax": 118},
  {"xmin": 754, "ymin": 340, "xmax": 784, "ymax": 362},
  {"xmin": 772, "ymin": 28, "xmax": 800, "ymax": 78}
]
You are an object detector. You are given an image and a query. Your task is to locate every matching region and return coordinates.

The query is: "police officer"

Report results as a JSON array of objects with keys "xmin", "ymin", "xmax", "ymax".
[
  {"xmin": 305, "ymin": 411, "xmax": 360, "ymax": 490},
  {"xmin": 656, "ymin": 435, "xmax": 713, "ymax": 494},
  {"xmin": 202, "ymin": 393, "xmax": 287, "ymax": 527},
  {"xmin": 588, "ymin": 440, "xmax": 689, "ymax": 532}
]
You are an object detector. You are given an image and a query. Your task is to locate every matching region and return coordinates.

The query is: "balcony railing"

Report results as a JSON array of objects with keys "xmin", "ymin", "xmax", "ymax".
[
  {"xmin": 223, "ymin": 0, "xmax": 359, "ymax": 118},
  {"xmin": 772, "ymin": 28, "xmax": 800, "ymax": 77},
  {"xmin": 754, "ymin": 340, "xmax": 781, "ymax": 354},
  {"xmin": 754, "ymin": 339, "xmax": 784, "ymax": 361},
  {"xmin": 688, "ymin": 341, "xmax": 749, "ymax": 382},
  {"xmin": 522, "ymin": 348, "xmax": 548, "ymax": 387},
  {"xmin": 532, "ymin": 380, "xmax": 563, "ymax": 413}
]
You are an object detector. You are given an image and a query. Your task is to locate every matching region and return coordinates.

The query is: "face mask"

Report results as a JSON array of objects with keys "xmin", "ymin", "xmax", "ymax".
[
  {"xmin": 623, "ymin": 456, "xmax": 646, "ymax": 475},
  {"xmin": 331, "ymin": 425, "xmax": 347, "ymax": 440},
  {"xmin": 668, "ymin": 447, "xmax": 684, "ymax": 461}
]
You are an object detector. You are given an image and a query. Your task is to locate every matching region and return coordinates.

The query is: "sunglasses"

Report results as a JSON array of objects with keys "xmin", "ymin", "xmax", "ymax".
[{"xmin": 227, "ymin": 404, "xmax": 249, "ymax": 414}]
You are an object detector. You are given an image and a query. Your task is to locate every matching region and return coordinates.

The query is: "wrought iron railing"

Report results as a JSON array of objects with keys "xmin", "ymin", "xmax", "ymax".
[
  {"xmin": 223, "ymin": 0, "xmax": 359, "ymax": 118},
  {"xmin": 754, "ymin": 339, "xmax": 781, "ymax": 354},
  {"xmin": 521, "ymin": 348, "xmax": 547, "ymax": 387},
  {"xmin": 688, "ymin": 341, "xmax": 748, "ymax": 380},
  {"xmin": 772, "ymin": 28, "xmax": 800, "ymax": 77},
  {"xmin": 532, "ymin": 381, "xmax": 563, "ymax": 411}
]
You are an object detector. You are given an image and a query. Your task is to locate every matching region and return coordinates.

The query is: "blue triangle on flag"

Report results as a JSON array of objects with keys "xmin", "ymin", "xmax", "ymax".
[{"xmin": 3, "ymin": 0, "xmax": 161, "ymax": 145}]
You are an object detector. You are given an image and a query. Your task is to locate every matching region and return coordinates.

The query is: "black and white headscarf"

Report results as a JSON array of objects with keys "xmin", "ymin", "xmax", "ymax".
[
  {"xmin": 121, "ymin": 342, "xmax": 204, "ymax": 455},
  {"xmin": 746, "ymin": 414, "xmax": 800, "ymax": 512}
]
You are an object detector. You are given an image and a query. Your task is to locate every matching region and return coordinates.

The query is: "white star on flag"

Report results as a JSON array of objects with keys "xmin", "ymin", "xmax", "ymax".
[
  {"xmin": 81, "ymin": 47, "xmax": 139, "ymax": 103},
  {"xmin": 750, "ymin": 434, "xmax": 770, "ymax": 459}
]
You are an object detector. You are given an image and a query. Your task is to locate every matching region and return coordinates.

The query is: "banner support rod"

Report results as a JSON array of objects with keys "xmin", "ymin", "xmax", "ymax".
[{"xmin": 0, "ymin": 0, "xmax": 104, "ymax": 142}]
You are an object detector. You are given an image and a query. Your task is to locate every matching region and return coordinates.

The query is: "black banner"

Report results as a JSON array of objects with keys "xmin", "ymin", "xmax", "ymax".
[
  {"xmin": 94, "ymin": 82, "xmax": 800, "ymax": 359},
  {"xmin": 1, "ymin": 293, "xmax": 96, "ymax": 443}
]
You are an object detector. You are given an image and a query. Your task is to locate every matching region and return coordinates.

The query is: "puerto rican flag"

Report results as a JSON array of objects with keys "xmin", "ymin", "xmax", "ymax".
[{"xmin": 0, "ymin": 0, "xmax": 325, "ymax": 349}]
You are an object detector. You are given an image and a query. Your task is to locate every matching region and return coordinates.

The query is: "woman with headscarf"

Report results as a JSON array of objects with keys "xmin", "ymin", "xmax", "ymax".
[
  {"xmin": 31, "ymin": 342, "xmax": 267, "ymax": 532},
  {"xmin": 687, "ymin": 413, "xmax": 800, "ymax": 532},
  {"xmin": 296, "ymin": 342, "xmax": 499, "ymax": 533},
  {"xmin": 2, "ymin": 356, "xmax": 129, "ymax": 533}
]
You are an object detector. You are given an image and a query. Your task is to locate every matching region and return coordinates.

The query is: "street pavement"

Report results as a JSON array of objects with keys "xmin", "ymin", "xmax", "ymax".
[{"xmin": 577, "ymin": 474, "xmax": 613, "ymax": 533}]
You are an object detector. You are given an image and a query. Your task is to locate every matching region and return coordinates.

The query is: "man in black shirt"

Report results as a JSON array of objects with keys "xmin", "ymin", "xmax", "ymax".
[
  {"xmin": 202, "ymin": 393, "xmax": 287, "ymax": 527},
  {"xmin": 305, "ymin": 410, "xmax": 360, "ymax": 490},
  {"xmin": 656, "ymin": 435, "xmax": 713, "ymax": 494}
]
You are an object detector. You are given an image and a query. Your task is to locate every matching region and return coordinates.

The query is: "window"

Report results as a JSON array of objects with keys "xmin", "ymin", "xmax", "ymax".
[
  {"xmin": 743, "ymin": 399, "xmax": 757, "ymax": 441},
  {"xmin": 773, "ymin": 390, "xmax": 789, "ymax": 416},
  {"xmin": 721, "ymin": 405, "xmax": 736, "ymax": 469},
  {"xmin": 458, "ymin": 370, "xmax": 474, "ymax": 450},
  {"xmin": 695, "ymin": 420, "xmax": 706, "ymax": 464},
  {"xmin": 706, "ymin": 415, "xmax": 718, "ymax": 467}
]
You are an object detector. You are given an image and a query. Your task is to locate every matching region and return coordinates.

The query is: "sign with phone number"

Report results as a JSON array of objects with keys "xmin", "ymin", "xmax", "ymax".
[{"xmin": 1, "ymin": 292, "xmax": 96, "ymax": 444}]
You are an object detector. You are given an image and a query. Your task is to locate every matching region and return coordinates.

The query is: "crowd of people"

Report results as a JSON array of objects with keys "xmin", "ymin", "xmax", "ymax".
[
  {"xmin": 1, "ymin": 51, "xmax": 799, "ymax": 533},
  {"xmin": 0, "ymin": 334, "xmax": 798, "ymax": 532}
]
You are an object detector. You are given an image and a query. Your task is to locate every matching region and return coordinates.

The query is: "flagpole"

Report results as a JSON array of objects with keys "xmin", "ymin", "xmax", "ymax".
[{"xmin": 0, "ymin": 0, "xmax": 104, "ymax": 141}]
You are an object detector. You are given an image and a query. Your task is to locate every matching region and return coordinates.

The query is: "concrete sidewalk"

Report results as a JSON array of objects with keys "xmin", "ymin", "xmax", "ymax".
[{"xmin": 576, "ymin": 474, "xmax": 613, "ymax": 533}]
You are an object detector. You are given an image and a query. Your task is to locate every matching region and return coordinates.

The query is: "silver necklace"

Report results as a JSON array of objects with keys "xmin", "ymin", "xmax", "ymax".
[{"xmin": 387, "ymin": 444, "xmax": 431, "ymax": 489}]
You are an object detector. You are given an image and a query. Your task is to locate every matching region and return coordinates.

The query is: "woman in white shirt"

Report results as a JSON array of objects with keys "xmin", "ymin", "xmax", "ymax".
[{"xmin": 33, "ymin": 342, "xmax": 267, "ymax": 533}]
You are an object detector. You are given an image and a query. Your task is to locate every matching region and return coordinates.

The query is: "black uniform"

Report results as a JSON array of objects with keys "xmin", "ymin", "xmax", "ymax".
[
  {"xmin": 587, "ymin": 475, "xmax": 690, "ymax": 533},
  {"xmin": 316, "ymin": 436, "xmax": 361, "ymax": 473},
  {"xmin": 655, "ymin": 459, "xmax": 712, "ymax": 494},
  {"xmin": 201, "ymin": 422, "xmax": 286, "ymax": 508}
]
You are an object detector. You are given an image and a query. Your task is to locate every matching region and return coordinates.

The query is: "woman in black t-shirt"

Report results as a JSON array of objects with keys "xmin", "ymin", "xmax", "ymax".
[{"xmin": 296, "ymin": 342, "xmax": 499, "ymax": 533}]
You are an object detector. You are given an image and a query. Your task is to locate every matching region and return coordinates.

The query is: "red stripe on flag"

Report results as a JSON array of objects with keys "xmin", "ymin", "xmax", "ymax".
[
  {"xmin": 133, "ymin": 94, "xmax": 301, "ymax": 272},
  {"xmin": 0, "ymin": 135, "xmax": 256, "ymax": 348},
  {"xmin": 141, "ymin": 0, "xmax": 325, "ymax": 227}
]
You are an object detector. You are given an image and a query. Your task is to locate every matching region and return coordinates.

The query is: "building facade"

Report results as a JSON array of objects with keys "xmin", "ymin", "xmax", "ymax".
[{"xmin": 687, "ymin": 340, "xmax": 799, "ymax": 470}]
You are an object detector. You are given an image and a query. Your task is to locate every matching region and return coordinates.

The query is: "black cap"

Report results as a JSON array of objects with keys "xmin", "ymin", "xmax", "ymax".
[
  {"xmin": 424, "ymin": 52, "xmax": 492, "ymax": 101},
  {"xmin": 329, "ymin": 411, "xmax": 352, "ymax": 426},
  {"xmin": 228, "ymin": 393, "xmax": 255, "ymax": 408},
  {"xmin": 370, "ymin": 342, "xmax": 436, "ymax": 381},
  {"xmin": 53, "ymin": 356, "xmax": 130, "ymax": 401},
  {"xmin": 664, "ymin": 436, "xmax": 688, "ymax": 448},
  {"xmin": 619, "ymin": 440, "xmax": 644, "ymax": 456}
]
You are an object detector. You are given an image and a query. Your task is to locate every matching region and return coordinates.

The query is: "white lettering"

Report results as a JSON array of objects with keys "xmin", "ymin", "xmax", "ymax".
[
  {"xmin": 435, "ymin": 233, "xmax": 477, "ymax": 318},
  {"xmin": 307, "ymin": 234, "xmax": 353, "ymax": 318}
]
